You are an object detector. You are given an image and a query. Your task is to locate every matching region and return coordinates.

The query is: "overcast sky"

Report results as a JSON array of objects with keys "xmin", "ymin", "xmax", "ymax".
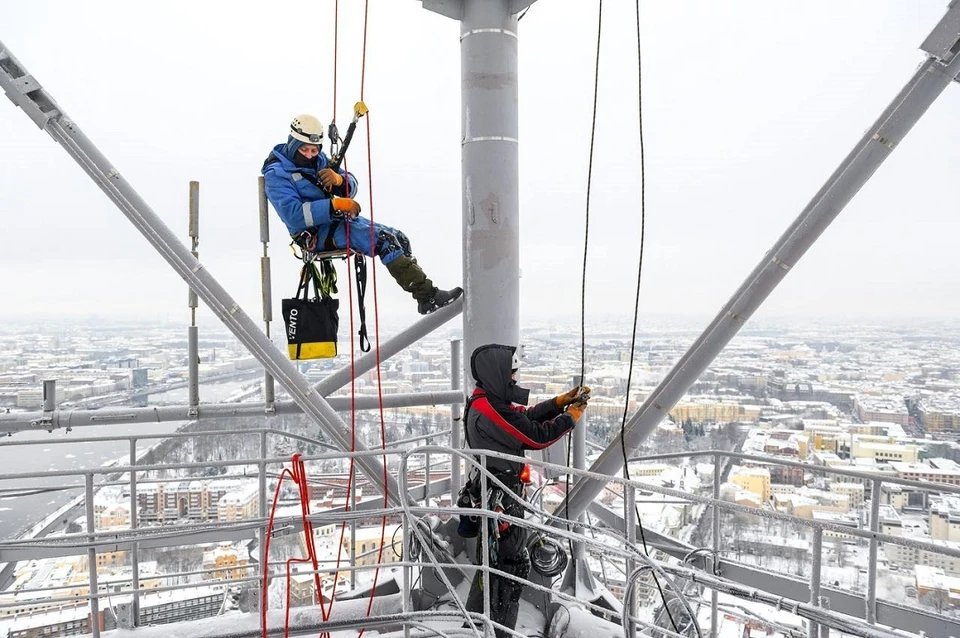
[{"xmin": 3, "ymin": 1, "xmax": 959, "ymax": 331}]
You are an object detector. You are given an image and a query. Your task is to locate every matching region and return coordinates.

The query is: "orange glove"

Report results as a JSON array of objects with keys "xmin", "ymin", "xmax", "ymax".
[
  {"xmin": 318, "ymin": 168, "xmax": 344, "ymax": 189},
  {"xmin": 331, "ymin": 197, "xmax": 361, "ymax": 219},
  {"xmin": 556, "ymin": 386, "xmax": 591, "ymax": 408},
  {"xmin": 566, "ymin": 403, "xmax": 586, "ymax": 422}
]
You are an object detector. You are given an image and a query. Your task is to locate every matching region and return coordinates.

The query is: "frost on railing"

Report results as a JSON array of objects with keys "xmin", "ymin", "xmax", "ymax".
[{"xmin": 0, "ymin": 427, "xmax": 955, "ymax": 638}]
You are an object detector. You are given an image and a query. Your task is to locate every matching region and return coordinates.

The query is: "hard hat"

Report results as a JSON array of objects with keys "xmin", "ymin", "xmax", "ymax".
[{"xmin": 289, "ymin": 114, "xmax": 324, "ymax": 144}]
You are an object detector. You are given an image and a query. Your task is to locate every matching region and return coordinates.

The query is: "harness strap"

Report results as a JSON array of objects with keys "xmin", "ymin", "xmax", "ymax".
[
  {"xmin": 353, "ymin": 254, "xmax": 371, "ymax": 353},
  {"xmin": 471, "ymin": 396, "xmax": 554, "ymax": 451}
]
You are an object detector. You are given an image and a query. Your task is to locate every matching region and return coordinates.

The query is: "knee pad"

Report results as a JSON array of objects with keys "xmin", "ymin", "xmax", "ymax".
[
  {"xmin": 396, "ymin": 230, "xmax": 413, "ymax": 257},
  {"xmin": 375, "ymin": 230, "xmax": 404, "ymax": 257}
]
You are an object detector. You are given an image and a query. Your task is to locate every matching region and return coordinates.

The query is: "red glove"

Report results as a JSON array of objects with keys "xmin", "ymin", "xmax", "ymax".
[{"xmin": 331, "ymin": 197, "xmax": 361, "ymax": 218}]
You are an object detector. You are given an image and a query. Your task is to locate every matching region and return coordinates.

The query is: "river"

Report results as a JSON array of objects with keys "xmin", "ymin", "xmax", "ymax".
[{"xmin": 0, "ymin": 379, "xmax": 253, "ymax": 541}]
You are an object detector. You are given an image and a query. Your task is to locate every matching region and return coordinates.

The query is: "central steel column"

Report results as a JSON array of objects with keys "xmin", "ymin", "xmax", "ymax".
[
  {"xmin": 423, "ymin": 0, "xmax": 526, "ymax": 383},
  {"xmin": 461, "ymin": 0, "xmax": 520, "ymax": 381}
]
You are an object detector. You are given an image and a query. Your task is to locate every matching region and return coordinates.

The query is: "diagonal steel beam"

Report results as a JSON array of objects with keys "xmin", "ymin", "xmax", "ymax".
[
  {"xmin": 315, "ymin": 297, "xmax": 462, "ymax": 396},
  {"xmin": 0, "ymin": 41, "xmax": 404, "ymax": 505},
  {"xmin": 557, "ymin": 5, "xmax": 960, "ymax": 524}
]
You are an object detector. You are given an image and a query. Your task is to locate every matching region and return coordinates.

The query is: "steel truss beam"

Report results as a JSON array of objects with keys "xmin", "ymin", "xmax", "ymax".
[
  {"xmin": 0, "ymin": 390, "xmax": 464, "ymax": 434},
  {"xmin": 0, "ymin": 41, "xmax": 464, "ymax": 505},
  {"xmin": 559, "ymin": 1, "xmax": 960, "ymax": 524}
]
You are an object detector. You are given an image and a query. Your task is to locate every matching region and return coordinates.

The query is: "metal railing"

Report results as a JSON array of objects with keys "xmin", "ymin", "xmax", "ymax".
[{"xmin": 1, "ymin": 421, "xmax": 957, "ymax": 638}]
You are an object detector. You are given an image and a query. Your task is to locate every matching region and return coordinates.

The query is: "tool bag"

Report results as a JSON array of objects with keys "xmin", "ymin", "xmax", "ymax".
[{"xmin": 282, "ymin": 260, "xmax": 339, "ymax": 360}]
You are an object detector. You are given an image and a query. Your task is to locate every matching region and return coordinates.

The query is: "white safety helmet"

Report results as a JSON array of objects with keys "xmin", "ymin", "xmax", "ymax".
[{"xmin": 289, "ymin": 114, "xmax": 324, "ymax": 144}]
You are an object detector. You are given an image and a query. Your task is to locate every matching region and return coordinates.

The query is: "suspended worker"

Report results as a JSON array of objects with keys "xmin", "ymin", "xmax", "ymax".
[
  {"xmin": 459, "ymin": 344, "xmax": 590, "ymax": 638},
  {"xmin": 262, "ymin": 114, "xmax": 463, "ymax": 315}
]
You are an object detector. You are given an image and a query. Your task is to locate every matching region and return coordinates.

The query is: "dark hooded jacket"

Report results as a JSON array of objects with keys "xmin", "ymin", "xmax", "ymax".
[{"xmin": 465, "ymin": 344, "xmax": 575, "ymax": 477}]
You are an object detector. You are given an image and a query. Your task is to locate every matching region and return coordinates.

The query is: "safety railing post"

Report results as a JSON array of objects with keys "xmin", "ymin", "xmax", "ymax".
[
  {"xmin": 572, "ymin": 374, "xmax": 586, "ymax": 559},
  {"xmin": 350, "ymin": 477, "xmax": 357, "ymax": 589},
  {"xmin": 258, "ymin": 429, "xmax": 268, "ymax": 629},
  {"xmin": 480, "ymin": 454, "xmax": 491, "ymax": 636},
  {"xmin": 867, "ymin": 479, "xmax": 882, "ymax": 624},
  {"xmin": 809, "ymin": 527, "xmax": 823, "ymax": 638},
  {"xmin": 711, "ymin": 454, "xmax": 721, "ymax": 638},
  {"xmin": 85, "ymin": 473, "xmax": 101, "ymax": 638},
  {"xmin": 258, "ymin": 176, "xmax": 276, "ymax": 408},
  {"xmin": 451, "ymin": 339, "xmax": 462, "ymax": 495},
  {"xmin": 624, "ymin": 484, "xmax": 637, "ymax": 638},
  {"xmin": 424, "ymin": 441, "xmax": 432, "ymax": 501},
  {"xmin": 187, "ymin": 181, "xmax": 200, "ymax": 412},
  {"xmin": 400, "ymin": 464, "xmax": 411, "ymax": 638},
  {"xmin": 820, "ymin": 596, "xmax": 831, "ymax": 638},
  {"xmin": 42, "ymin": 379, "xmax": 56, "ymax": 412},
  {"xmin": 129, "ymin": 439, "xmax": 140, "ymax": 626}
]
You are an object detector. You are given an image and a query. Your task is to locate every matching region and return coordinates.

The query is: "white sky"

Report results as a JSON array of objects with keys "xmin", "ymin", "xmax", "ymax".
[{"xmin": 2, "ymin": 1, "xmax": 960, "ymax": 328}]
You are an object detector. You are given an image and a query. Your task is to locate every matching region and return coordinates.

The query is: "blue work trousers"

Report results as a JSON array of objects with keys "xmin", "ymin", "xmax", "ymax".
[{"xmin": 326, "ymin": 217, "xmax": 405, "ymax": 265}]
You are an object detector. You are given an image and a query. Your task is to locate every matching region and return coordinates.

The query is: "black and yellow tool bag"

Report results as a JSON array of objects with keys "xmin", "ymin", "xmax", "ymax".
[{"xmin": 282, "ymin": 261, "xmax": 339, "ymax": 360}]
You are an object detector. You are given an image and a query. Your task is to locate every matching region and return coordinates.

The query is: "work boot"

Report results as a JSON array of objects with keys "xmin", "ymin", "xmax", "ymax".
[
  {"xmin": 386, "ymin": 256, "xmax": 463, "ymax": 314},
  {"xmin": 417, "ymin": 286, "xmax": 463, "ymax": 315}
]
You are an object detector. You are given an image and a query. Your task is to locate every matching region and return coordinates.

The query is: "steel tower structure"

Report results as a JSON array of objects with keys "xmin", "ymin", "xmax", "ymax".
[{"xmin": 3, "ymin": 2, "xmax": 960, "ymax": 637}]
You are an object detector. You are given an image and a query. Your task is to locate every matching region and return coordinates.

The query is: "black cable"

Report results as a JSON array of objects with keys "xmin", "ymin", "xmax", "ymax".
[
  {"xmin": 569, "ymin": 0, "xmax": 603, "ymax": 563},
  {"xmin": 616, "ymin": 2, "xmax": 682, "ymax": 635}
]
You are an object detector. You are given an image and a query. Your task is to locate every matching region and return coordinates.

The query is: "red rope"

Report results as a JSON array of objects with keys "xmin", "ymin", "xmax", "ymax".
[
  {"xmin": 356, "ymin": 0, "xmax": 391, "ymax": 629},
  {"xmin": 261, "ymin": 466, "xmax": 294, "ymax": 636},
  {"xmin": 261, "ymin": 455, "xmax": 334, "ymax": 638}
]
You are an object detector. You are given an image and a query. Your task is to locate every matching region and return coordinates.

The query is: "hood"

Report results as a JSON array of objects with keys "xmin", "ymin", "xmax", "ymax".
[
  {"xmin": 263, "ymin": 142, "xmax": 332, "ymax": 174},
  {"xmin": 470, "ymin": 344, "xmax": 530, "ymax": 406}
]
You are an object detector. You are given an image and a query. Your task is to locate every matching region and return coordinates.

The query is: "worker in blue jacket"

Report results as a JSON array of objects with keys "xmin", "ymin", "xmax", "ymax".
[{"xmin": 262, "ymin": 114, "xmax": 462, "ymax": 314}]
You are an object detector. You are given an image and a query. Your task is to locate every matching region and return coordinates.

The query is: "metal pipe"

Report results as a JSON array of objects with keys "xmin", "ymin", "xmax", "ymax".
[
  {"xmin": 867, "ymin": 480, "xmax": 882, "ymax": 624},
  {"xmin": 458, "ymin": 0, "xmax": 521, "ymax": 387},
  {"xmin": 480, "ymin": 454, "xmax": 491, "ymax": 626},
  {"xmin": 187, "ymin": 182, "xmax": 200, "ymax": 408},
  {"xmin": 625, "ymin": 484, "xmax": 637, "ymax": 638},
  {"xmin": 85, "ymin": 473, "xmax": 100, "ymax": 638},
  {"xmin": 350, "ymin": 476, "xmax": 357, "ymax": 589},
  {"xmin": 572, "ymin": 374, "xmax": 585, "ymax": 559},
  {"xmin": 0, "ymin": 390, "xmax": 467, "ymax": 433},
  {"xmin": 627, "ymin": 449, "xmax": 960, "ymax": 494},
  {"xmin": 401, "ymin": 496, "xmax": 411, "ymax": 638},
  {"xmin": 810, "ymin": 528, "xmax": 823, "ymax": 638},
  {"xmin": 557, "ymin": 41, "xmax": 960, "ymax": 524},
  {"xmin": 188, "ymin": 180, "xmax": 199, "ymax": 320},
  {"xmin": 129, "ymin": 439, "xmax": 140, "ymax": 626},
  {"xmin": 258, "ymin": 428, "xmax": 268, "ymax": 626},
  {"xmin": 451, "ymin": 339, "xmax": 463, "ymax": 495},
  {"xmin": 711, "ymin": 454, "xmax": 721, "ymax": 638},
  {"xmin": 424, "ymin": 444, "xmax": 433, "ymax": 511},
  {"xmin": 188, "ymin": 325, "xmax": 199, "ymax": 409},
  {"xmin": 313, "ymin": 297, "xmax": 462, "ymax": 396},
  {"xmin": 258, "ymin": 176, "xmax": 275, "ymax": 408},
  {"xmin": 42, "ymin": 379, "xmax": 56, "ymax": 412}
]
